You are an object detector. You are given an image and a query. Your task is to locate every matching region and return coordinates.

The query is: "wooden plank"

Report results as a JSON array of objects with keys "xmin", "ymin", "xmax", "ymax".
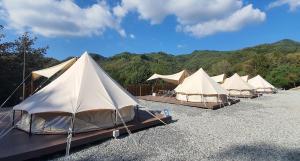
[{"xmin": 0, "ymin": 110, "xmax": 171, "ymax": 161}]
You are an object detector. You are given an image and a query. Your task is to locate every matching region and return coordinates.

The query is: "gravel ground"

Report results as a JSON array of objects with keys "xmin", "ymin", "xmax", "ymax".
[{"xmin": 50, "ymin": 90, "xmax": 300, "ymax": 161}]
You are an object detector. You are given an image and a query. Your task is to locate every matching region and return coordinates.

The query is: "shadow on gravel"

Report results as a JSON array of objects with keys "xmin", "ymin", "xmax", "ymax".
[{"xmin": 210, "ymin": 143, "xmax": 300, "ymax": 161}]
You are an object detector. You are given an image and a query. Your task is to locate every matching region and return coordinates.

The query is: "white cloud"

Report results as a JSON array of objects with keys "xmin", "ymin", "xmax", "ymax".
[
  {"xmin": 178, "ymin": 5, "xmax": 266, "ymax": 37},
  {"xmin": 177, "ymin": 44, "xmax": 184, "ymax": 48},
  {"xmin": 0, "ymin": 0, "xmax": 125, "ymax": 37},
  {"xmin": 113, "ymin": 0, "xmax": 169, "ymax": 24},
  {"xmin": 268, "ymin": 0, "xmax": 300, "ymax": 11},
  {"xmin": 129, "ymin": 34, "xmax": 135, "ymax": 39},
  {"xmin": 113, "ymin": 0, "xmax": 266, "ymax": 37},
  {"xmin": 0, "ymin": 0, "xmax": 267, "ymax": 38}
]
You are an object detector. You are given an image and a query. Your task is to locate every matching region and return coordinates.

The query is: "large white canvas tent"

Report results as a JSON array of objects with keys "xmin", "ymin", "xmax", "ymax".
[
  {"xmin": 222, "ymin": 73, "xmax": 256, "ymax": 97},
  {"xmin": 174, "ymin": 68, "xmax": 228, "ymax": 103},
  {"xmin": 13, "ymin": 52, "xmax": 138, "ymax": 134},
  {"xmin": 211, "ymin": 74, "xmax": 226, "ymax": 83},
  {"xmin": 32, "ymin": 58, "xmax": 77, "ymax": 80},
  {"xmin": 241, "ymin": 75, "xmax": 249, "ymax": 82},
  {"xmin": 147, "ymin": 70, "xmax": 189, "ymax": 85},
  {"xmin": 248, "ymin": 75, "xmax": 276, "ymax": 93}
]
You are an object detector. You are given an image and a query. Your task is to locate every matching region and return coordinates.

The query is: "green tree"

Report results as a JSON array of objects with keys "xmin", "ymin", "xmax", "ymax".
[
  {"xmin": 211, "ymin": 60, "xmax": 232, "ymax": 75},
  {"xmin": 267, "ymin": 65, "xmax": 300, "ymax": 89},
  {"xmin": 0, "ymin": 30, "xmax": 52, "ymax": 106}
]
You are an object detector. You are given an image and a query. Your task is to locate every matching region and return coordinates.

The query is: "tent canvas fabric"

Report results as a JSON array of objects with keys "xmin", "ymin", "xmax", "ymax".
[
  {"xmin": 248, "ymin": 75, "xmax": 276, "ymax": 93},
  {"xmin": 174, "ymin": 68, "xmax": 228, "ymax": 103},
  {"xmin": 241, "ymin": 75, "xmax": 249, "ymax": 82},
  {"xmin": 14, "ymin": 52, "xmax": 138, "ymax": 134},
  {"xmin": 32, "ymin": 58, "xmax": 77, "ymax": 80},
  {"xmin": 147, "ymin": 70, "xmax": 189, "ymax": 85},
  {"xmin": 211, "ymin": 74, "xmax": 226, "ymax": 83},
  {"xmin": 222, "ymin": 73, "xmax": 255, "ymax": 97}
]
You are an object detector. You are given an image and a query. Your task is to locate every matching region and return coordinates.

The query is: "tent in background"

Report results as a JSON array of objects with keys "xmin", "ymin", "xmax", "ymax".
[
  {"xmin": 241, "ymin": 75, "xmax": 249, "ymax": 82},
  {"xmin": 147, "ymin": 70, "xmax": 189, "ymax": 85},
  {"xmin": 14, "ymin": 52, "xmax": 138, "ymax": 134},
  {"xmin": 211, "ymin": 74, "xmax": 226, "ymax": 83},
  {"xmin": 222, "ymin": 73, "xmax": 256, "ymax": 98},
  {"xmin": 248, "ymin": 75, "xmax": 276, "ymax": 93},
  {"xmin": 175, "ymin": 68, "xmax": 228, "ymax": 103}
]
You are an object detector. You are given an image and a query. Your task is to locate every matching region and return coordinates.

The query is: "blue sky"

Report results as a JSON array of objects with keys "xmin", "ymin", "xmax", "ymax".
[{"xmin": 0, "ymin": 0, "xmax": 300, "ymax": 60}]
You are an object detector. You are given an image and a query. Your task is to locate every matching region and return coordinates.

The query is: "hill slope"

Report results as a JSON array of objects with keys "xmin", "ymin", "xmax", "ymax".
[{"xmin": 93, "ymin": 39, "xmax": 300, "ymax": 89}]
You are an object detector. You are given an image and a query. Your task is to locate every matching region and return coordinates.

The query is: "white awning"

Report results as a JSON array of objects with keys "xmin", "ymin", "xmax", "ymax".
[
  {"xmin": 32, "ymin": 58, "xmax": 77, "ymax": 80},
  {"xmin": 147, "ymin": 70, "xmax": 189, "ymax": 85}
]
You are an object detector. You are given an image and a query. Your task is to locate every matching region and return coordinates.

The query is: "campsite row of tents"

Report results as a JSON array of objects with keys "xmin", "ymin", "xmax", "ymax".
[
  {"xmin": 6, "ymin": 52, "xmax": 275, "ymax": 135},
  {"xmin": 147, "ymin": 68, "xmax": 276, "ymax": 104}
]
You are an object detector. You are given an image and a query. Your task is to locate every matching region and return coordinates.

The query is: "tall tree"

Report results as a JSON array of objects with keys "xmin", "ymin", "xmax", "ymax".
[
  {"xmin": 211, "ymin": 60, "xmax": 232, "ymax": 75},
  {"xmin": 0, "ymin": 30, "xmax": 51, "ymax": 106}
]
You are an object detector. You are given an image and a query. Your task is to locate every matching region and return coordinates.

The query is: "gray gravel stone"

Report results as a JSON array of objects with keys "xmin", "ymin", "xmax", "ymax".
[{"xmin": 49, "ymin": 90, "xmax": 300, "ymax": 161}]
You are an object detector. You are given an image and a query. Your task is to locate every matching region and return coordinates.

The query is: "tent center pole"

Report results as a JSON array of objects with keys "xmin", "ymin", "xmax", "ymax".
[
  {"xmin": 12, "ymin": 110, "xmax": 15, "ymax": 126},
  {"xmin": 29, "ymin": 114, "xmax": 32, "ymax": 136},
  {"xmin": 30, "ymin": 80, "xmax": 34, "ymax": 95},
  {"xmin": 72, "ymin": 114, "xmax": 75, "ymax": 136},
  {"xmin": 22, "ymin": 47, "xmax": 26, "ymax": 101},
  {"xmin": 136, "ymin": 105, "xmax": 140, "ymax": 121},
  {"xmin": 139, "ymin": 84, "xmax": 141, "ymax": 96},
  {"xmin": 115, "ymin": 109, "xmax": 118, "ymax": 126}
]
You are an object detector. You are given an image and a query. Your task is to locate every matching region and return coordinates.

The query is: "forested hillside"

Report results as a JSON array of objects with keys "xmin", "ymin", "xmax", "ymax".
[
  {"xmin": 96, "ymin": 39, "xmax": 300, "ymax": 89},
  {"xmin": 1, "ymin": 25, "xmax": 300, "ymax": 105}
]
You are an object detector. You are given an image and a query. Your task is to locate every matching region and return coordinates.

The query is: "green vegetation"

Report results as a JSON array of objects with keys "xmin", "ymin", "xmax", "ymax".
[
  {"xmin": 1, "ymin": 25, "xmax": 300, "ymax": 105},
  {"xmin": 97, "ymin": 39, "xmax": 300, "ymax": 89},
  {"xmin": 0, "ymin": 26, "xmax": 57, "ymax": 105}
]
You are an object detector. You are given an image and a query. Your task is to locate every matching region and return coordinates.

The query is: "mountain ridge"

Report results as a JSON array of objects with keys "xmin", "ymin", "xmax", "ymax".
[
  {"xmin": 91, "ymin": 39, "xmax": 300, "ymax": 59},
  {"xmin": 89, "ymin": 39, "xmax": 300, "ymax": 88}
]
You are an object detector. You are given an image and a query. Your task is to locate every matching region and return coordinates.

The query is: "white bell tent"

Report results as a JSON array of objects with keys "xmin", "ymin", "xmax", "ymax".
[
  {"xmin": 13, "ymin": 52, "xmax": 138, "ymax": 134},
  {"xmin": 222, "ymin": 73, "xmax": 256, "ymax": 97},
  {"xmin": 248, "ymin": 75, "xmax": 276, "ymax": 93},
  {"xmin": 174, "ymin": 68, "xmax": 228, "ymax": 103}
]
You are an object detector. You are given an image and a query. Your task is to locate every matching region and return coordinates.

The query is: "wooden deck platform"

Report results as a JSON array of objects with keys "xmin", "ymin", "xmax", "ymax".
[
  {"xmin": 0, "ymin": 110, "xmax": 171, "ymax": 161},
  {"xmin": 138, "ymin": 95, "xmax": 239, "ymax": 109},
  {"xmin": 228, "ymin": 94, "xmax": 259, "ymax": 99}
]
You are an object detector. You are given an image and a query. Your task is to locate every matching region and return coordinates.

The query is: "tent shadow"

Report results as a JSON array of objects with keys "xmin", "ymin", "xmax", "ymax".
[{"xmin": 208, "ymin": 143, "xmax": 300, "ymax": 161}]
